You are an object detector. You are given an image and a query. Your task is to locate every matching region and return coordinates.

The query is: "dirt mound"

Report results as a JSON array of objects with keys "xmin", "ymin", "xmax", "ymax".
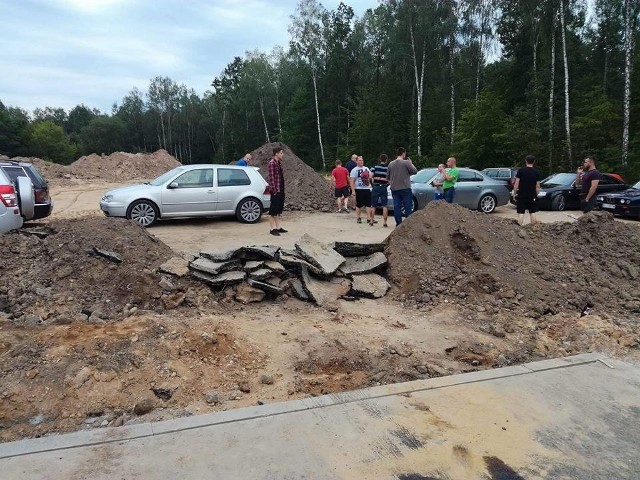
[
  {"xmin": 386, "ymin": 203, "xmax": 640, "ymax": 319},
  {"xmin": 3, "ymin": 150, "xmax": 181, "ymax": 184},
  {"xmin": 68, "ymin": 149, "xmax": 181, "ymax": 181},
  {"xmin": 250, "ymin": 143, "xmax": 334, "ymax": 211},
  {"xmin": 0, "ymin": 217, "xmax": 214, "ymax": 324},
  {"xmin": 3, "ymin": 156, "xmax": 70, "ymax": 180}
]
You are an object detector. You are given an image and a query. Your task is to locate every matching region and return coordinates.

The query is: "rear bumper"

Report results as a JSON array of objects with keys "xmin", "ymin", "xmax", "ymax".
[{"xmin": 32, "ymin": 202, "xmax": 53, "ymax": 220}]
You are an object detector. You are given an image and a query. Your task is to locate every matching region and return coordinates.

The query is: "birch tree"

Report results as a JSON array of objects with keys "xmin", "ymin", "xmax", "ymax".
[
  {"xmin": 289, "ymin": 0, "xmax": 327, "ymax": 169},
  {"xmin": 621, "ymin": 0, "xmax": 637, "ymax": 166},
  {"xmin": 559, "ymin": 0, "xmax": 573, "ymax": 166},
  {"xmin": 548, "ymin": 6, "xmax": 557, "ymax": 171}
]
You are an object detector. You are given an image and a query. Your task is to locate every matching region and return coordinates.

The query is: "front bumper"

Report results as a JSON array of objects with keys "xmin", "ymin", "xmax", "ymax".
[
  {"xmin": 99, "ymin": 201, "xmax": 127, "ymax": 218},
  {"xmin": 596, "ymin": 202, "xmax": 639, "ymax": 217}
]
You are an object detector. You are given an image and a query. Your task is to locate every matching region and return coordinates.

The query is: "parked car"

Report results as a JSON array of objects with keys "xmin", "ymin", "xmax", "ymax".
[
  {"xmin": 595, "ymin": 180, "xmax": 640, "ymax": 219},
  {"xmin": 100, "ymin": 164, "xmax": 271, "ymax": 227},
  {"xmin": 0, "ymin": 160, "xmax": 53, "ymax": 220},
  {"xmin": 0, "ymin": 168, "xmax": 25, "ymax": 233},
  {"xmin": 481, "ymin": 167, "xmax": 519, "ymax": 191},
  {"xmin": 536, "ymin": 172, "xmax": 628, "ymax": 211},
  {"xmin": 385, "ymin": 167, "xmax": 511, "ymax": 214}
]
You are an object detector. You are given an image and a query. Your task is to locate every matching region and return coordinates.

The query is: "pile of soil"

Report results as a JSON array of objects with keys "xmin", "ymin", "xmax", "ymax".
[
  {"xmin": 2, "ymin": 150, "xmax": 180, "ymax": 183},
  {"xmin": 0, "ymin": 217, "xmax": 214, "ymax": 324},
  {"xmin": 386, "ymin": 203, "xmax": 640, "ymax": 317},
  {"xmin": 68, "ymin": 150, "xmax": 180, "ymax": 181},
  {"xmin": 250, "ymin": 143, "xmax": 334, "ymax": 211}
]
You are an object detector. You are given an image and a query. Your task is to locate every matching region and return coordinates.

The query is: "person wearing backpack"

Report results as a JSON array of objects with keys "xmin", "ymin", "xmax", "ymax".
[{"xmin": 349, "ymin": 156, "xmax": 373, "ymax": 224}]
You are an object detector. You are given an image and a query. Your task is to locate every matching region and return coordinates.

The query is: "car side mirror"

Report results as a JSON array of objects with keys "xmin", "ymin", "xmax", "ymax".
[{"xmin": 167, "ymin": 182, "xmax": 179, "ymax": 189}]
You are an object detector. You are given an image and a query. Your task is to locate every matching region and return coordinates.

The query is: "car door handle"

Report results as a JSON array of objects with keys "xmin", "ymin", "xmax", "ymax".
[{"xmin": 207, "ymin": 190, "xmax": 215, "ymax": 193}]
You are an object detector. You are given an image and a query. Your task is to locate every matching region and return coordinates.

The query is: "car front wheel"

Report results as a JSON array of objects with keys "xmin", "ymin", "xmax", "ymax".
[
  {"xmin": 551, "ymin": 194, "xmax": 565, "ymax": 211},
  {"xmin": 236, "ymin": 197, "xmax": 263, "ymax": 223},
  {"xmin": 478, "ymin": 194, "xmax": 497, "ymax": 213},
  {"xmin": 127, "ymin": 200, "xmax": 159, "ymax": 227}
]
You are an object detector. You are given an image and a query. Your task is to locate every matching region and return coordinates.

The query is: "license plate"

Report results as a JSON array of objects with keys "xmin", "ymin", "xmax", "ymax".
[{"xmin": 602, "ymin": 203, "xmax": 615, "ymax": 209}]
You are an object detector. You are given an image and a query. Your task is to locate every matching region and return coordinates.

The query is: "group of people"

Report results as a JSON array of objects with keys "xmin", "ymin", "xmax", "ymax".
[
  {"xmin": 242, "ymin": 146, "xmax": 602, "ymax": 234},
  {"xmin": 331, "ymin": 149, "xmax": 461, "ymax": 227}
]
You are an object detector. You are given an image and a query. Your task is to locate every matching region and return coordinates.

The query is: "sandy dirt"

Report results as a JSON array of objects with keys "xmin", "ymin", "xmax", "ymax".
[{"xmin": 0, "ymin": 180, "xmax": 638, "ymax": 443}]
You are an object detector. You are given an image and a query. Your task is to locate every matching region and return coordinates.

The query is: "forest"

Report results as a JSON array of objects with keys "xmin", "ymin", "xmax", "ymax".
[{"xmin": 1, "ymin": 0, "xmax": 639, "ymax": 179}]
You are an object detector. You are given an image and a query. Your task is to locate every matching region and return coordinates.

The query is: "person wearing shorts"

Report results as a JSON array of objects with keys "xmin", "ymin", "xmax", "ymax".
[
  {"xmin": 370, "ymin": 153, "xmax": 389, "ymax": 227},
  {"xmin": 268, "ymin": 146, "xmax": 287, "ymax": 236},
  {"xmin": 331, "ymin": 159, "xmax": 350, "ymax": 212},
  {"xmin": 349, "ymin": 156, "xmax": 373, "ymax": 224},
  {"xmin": 512, "ymin": 155, "xmax": 541, "ymax": 226}
]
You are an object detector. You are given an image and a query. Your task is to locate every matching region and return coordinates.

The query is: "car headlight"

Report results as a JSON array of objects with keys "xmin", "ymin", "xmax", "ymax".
[
  {"xmin": 101, "ymin": 195, "xmax": 113, "ymax": 202},
  {"xmin": 537, "ymin": 192, "xmax": 547, "ymax": 197},
  {"xmin": 620, "ymin": 199, "xmax": 629, "ymax": 205},
  {"xmin": 596, "ymin": 196, "xmax": 603, "ymax": 202}
]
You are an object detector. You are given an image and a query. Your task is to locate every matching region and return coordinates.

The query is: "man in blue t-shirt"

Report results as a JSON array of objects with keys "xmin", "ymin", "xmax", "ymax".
[
  {"xmin": 236, "ymin": 153, "xmax": 252, "ymax": 166},
  {"xmin": 370, "ymin": 154, "xmax": 389, "ymax": 227}
]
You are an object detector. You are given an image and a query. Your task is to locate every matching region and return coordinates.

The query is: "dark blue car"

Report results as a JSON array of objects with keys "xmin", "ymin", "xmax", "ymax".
[{"xmin": 596, "ymin": 180, "xmax": 640, "ymax": 220}]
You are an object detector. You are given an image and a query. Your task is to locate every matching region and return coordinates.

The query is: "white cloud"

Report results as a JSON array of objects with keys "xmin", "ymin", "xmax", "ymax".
[{"xmin": 0, "ymin": 0, "xmax": 379, "ymax": 113}]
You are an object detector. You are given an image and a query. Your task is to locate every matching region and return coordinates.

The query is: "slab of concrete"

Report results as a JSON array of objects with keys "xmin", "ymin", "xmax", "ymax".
[{"xmin": 1, "ymin": 354, "xmax": 638, "ymax": 479}]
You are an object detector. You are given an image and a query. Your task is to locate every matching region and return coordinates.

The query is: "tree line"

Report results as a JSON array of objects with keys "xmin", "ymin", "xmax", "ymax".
[{"xmin": 1, "ymin": 0, "xmax": 639, "ymax": 179}]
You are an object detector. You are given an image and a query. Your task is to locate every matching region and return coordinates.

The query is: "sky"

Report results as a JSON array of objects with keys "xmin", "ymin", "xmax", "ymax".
[{"xmin": 0, "ymin": 0, "xmax": 377, "ymax": 114}]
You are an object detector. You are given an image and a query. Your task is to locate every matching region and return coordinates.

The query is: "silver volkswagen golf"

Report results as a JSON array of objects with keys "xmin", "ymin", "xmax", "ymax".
[{"xmin": 100, "ymin": 164, "xmax": 271, "ymax": 227}]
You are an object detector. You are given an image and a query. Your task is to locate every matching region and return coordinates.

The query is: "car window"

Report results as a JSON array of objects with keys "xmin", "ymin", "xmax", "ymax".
[
  {"xmin": 217, "ymin": 168, "xmax": 251, "ymax": 187},
  {"xmin": 498, "ymin": 171, "xmax": 510, "ymax": 178},
  {"xmin": 483, "ymin": 170, "xmax": 498, "ymax": 178},
  {"xmin": 173, "ymin": 168, "xmax": 214, "ymax": 188},
  {"xmin": 1, "ymin": 166, "xmax": 27, "ymax": 184},
  {"xmin": 458, "ymin": 170, "xmax": 481, "ymax": 182}
]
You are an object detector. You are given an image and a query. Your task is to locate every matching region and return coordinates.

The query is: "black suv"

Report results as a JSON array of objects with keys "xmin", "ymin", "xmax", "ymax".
[{"xmin": 0, "ymin": 161, "xmax": 53, "ymax": 220}]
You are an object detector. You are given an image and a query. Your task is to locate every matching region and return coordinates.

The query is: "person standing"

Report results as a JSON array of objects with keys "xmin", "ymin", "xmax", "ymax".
[
  {"xmin": 331, "ymin": 159, "xmax": 350, "ymax": 213},
  {"xmin": 349, "ymin": 156, "xmax": 373, "ymax": 224},
  {"xmin": 512, "ymin": 155, "xmax": 541, "ymax": 225},
  {"xmin": 345, "ymin": 154, "xmax": 357, "ymax": 173},
  {"xmin": 576, "ymin": 156, "xmax": 601, "ymax": 213},
  {"xmin": 267, "ymin": 147, "xmax": 287, "ymax": 236},
  {"xmin": 236, "ymin": 153, "xmax": 252, "ymax": 166},
  {"xmin": 387, "ymin": 147, "xmax": 417, "ymax": 226},
  {"xmin": 370, "ymin": 154, "xmax": 390, "ymax": 227},
  {"xmin": 439, "ymin": 157, "xmax": 459, "ymax": 203}
]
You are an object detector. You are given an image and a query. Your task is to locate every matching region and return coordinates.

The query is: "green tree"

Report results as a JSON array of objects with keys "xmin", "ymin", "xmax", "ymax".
[
  {"xmin": 80, "ymin": 116, "xmax": 126, "ymax": 155},
  {"xmin": 28, "ymin": 121, "xmax": 78, "ymax": 164}
]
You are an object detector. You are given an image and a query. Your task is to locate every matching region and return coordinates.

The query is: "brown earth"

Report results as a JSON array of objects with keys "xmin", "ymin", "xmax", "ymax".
[
  {"xmin": 0, "ymin": 161, "xmax": 639, "ymax": 443},
  {"xmin": 6, "ymin": 150, "xmax": 181, "ymax": 183},
  {"xmin": 250, "ymin": 142, "xmax": 335, "ymax": 211}
]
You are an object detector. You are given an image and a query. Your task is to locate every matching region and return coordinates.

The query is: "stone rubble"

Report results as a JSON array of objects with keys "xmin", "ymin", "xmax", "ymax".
[{"xmin": 187, "ymin": 235, "xmax": 392, "ymax": 306}]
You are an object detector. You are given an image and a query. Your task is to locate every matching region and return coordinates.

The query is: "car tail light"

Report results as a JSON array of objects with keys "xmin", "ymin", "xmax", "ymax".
[
  {"xmin": 263, "ymin": 186, "xmax": 271, "ymax": 195},
  {"xmin": 0, "ymin": 185, "xmax": 18, "ymax": 207},
  {"xmin": 35, "ymin": 188, "xmax": 50, "ymax": 203}
]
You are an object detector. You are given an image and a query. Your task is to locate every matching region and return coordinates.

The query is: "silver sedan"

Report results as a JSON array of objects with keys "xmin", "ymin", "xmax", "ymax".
[
  {"xmin": 100, "ymin": 164, "xmax": 271, "ymax": 227},
  {"xmin": 386, "ymin": 167, "xmax": 511, "ymax": 213}
]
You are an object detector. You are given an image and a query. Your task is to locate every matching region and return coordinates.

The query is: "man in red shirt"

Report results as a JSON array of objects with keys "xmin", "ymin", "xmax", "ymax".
[
  {"xmin": 331, "ymin": 159, "xmax": 350, "ymax": 213},
  {"xmin": 268, "ymin": 146, "xmax": 287, "ymax": 236}
]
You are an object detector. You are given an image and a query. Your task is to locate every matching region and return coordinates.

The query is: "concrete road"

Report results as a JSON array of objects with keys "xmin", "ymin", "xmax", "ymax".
[{"xmin": 1, "ymin": 353, "xmax": 638, "ymax": 480}]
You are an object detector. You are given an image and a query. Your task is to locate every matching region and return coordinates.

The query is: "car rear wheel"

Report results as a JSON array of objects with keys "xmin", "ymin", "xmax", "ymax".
[
  {"xmin": 127, "ymin": 200, "xmax": 159, "ymax": 227},
  {"xmin": 478, "ymin": 193, "xmax": 497, "ymax": 213},
  {"xmin": 236, "ymin": 197, "xmax": 263, "ymax": 223},
  {"xmin": 551, "ymin": 194, "xmax": 565, "ymax": 211}
]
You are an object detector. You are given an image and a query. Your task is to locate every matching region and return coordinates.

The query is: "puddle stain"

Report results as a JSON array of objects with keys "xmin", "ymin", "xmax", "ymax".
[
  {"xmin": 397, "ymin": 473, "xmax": 448, "ymax": 480},
  {"xmin": 484, "ymin": 456, "xmax": 526, "ymax": 480}
]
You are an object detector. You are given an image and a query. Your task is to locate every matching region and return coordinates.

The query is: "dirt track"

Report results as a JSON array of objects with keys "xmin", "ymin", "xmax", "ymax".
[{"xmin": 48, "ymin": 181, "xmax": 592, "ymax": 254}]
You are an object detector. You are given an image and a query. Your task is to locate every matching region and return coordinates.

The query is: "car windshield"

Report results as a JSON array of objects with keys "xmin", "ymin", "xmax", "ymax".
[
  {"xmin": 540, "ymin": 173, "xmax": 575, "ymax": 188},
  {"xmin": 411, "ymin": 168, "xmax": 439, "ymax": 183},
  {"xmin": 149, "ymin": 167, "xmax": 185, "ymax": 186}
]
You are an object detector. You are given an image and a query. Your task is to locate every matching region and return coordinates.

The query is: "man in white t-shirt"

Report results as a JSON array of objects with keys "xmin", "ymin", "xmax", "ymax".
[{"xmin": 349, "ymin": 156, "xmax": 373, "ymax": 224}]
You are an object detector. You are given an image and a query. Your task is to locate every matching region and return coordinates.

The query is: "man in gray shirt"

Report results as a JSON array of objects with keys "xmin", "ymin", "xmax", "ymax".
[{"xmin": 387, "ymin": 147, "xmax": 417, "ymax": 226}]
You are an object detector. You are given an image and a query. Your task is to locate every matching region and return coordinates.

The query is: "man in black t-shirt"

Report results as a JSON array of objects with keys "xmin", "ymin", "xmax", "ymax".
[{"xmin": 512, "ymin": 155, "xmax": 541, "ymax": 226}]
